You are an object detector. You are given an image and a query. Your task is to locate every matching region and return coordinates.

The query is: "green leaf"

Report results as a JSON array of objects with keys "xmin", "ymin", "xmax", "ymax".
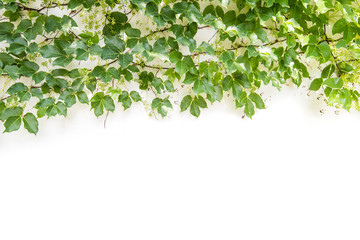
[
  {"xmin": 23, "ymin": 113, "xmax": 39, "ymax": 134},
  {"xmin": 223, "ymin": 10, "xmax": 236, "ymax": 26},
  {"xmin": 163, "ymin": 98, "xmax": 172, "ymax": 109},
  {"xmin": 0, "ymin": 107, "xmax": 23, "ymax": 121},
  {"xmin": 53, "ymin": 56, "xmax": 74, "ymax": 67},
  {"xmin": 56, "ymin": 101, "xmax": 67, "ymax": 117},
  {"xmin": 91, "ymin": 66, "xmax": 112, "ymax": 83},
  {"xmin": 151, "ymin": 98, "xmax": 162, "ymax": 109},
  {"xmin": 332, "ymin": 18, "xmax": 347, "ymax": 35},
  {"xmin": 104, "ymin": 36, "xmax": 125, "ymax": 52},
  {"xmin": 244, "ymin": 99, "xmax": 255, "ymax": 118},
  {"xmin": 321, "ymin": 64, "xmax": 335, "ymax": 78},
  {"xmin": 130, "ymin": 91, "xmax": 142, "ymax": 102},
  {"xmin": 33, "ymin": 72, "xmax": 46, "ymax": 84},
  {"xmin": 4, "ymin": 65, "xmax": 19, "ymax": 79},
  {"xmin": 164, "ymin": 80, "xmax": 174, "ymax": 92},
  {"xmin": 103, "ymin": 95, "xmax": 115, "ymax": 112},
  {"xmin": 309, "ymin": 78, "xmax": 323, "ymax": 91},
  {"xmin": 7, "ymin": 83, "xmax": 28, "ymax": 95},
  {"xmin": 198, "ymin": 42, "xmax": 215, "ymax": 55},
  {"xmin": 65, "ymin": 94, "xmax": 76, "ymax": 108},
  {"xmin": 249, "ymin": 92, "xmax": 265, "ymax": 109},
  {"xmin": 101, "ymin": 45, "xmax": 119, "ymax": 60},
  {"xmin": 40, "ymin": 45, "xmax": 65, "ymax": 58},
  {"xmin": 125, "ymin": 28, "xmax": 141, "ymax": 38},
  {"xmin": 75, "ymin": 49, "xmax": 89, "ymax": 61},
  {"xmin": 0, "ymin": 22, "xmax": 14, "ymax": 35},
  {"xmin": 76, "ymin": 91, "xmax": 89, "ymax": 104},
  {"xmin": 145, "ymin": 2, "xmax": 158, "ymax": 16},
  {"xmin": 341, "ymin": 88, "xmax": 352, "ymax": 111},
  {"xmin": 222, "ymin": 75, "xmax": 233, "ymax": 91},
  {"xmin": 8, "ymin": 43, "xmax": 26, "ymax": 55},
  {"xmin": 0, "ymin": 53, "xmax": 15, "ymax": 65},
  {"xmin": 30, "ymin": 88, "xmax": 43, "ymax": 99},
  {"xmin": 26, "ymin": 42, "xmax": 39, "ymax": 54},
  {"xmin": 118, "ymin": 53, "xmax": 133, "ymax": 69},
  {"xmin": 194, "ymin": 95, "xmax": 207, "ymax": 108},
  {"xmin": 255, "ymin": 28, "xmax": 268, "ymax": 43},
  {"xmin": 190, "ymin": 102, "xmax": 200, "ymax": 117},
  {"xmin": 91, "ymin": 92, "xmax": 105, "ymax": 117},
  {"xmin": 0, "ymin": 102, "xmax": 5, "ymax": 113},
  {"xmin": 19, "ymin": 61, "xmax": 39, "ymax": 77},
  {"xmin": 3, "ymin": 116, "xmax": 21, "ymax": 133},
  {"xmin": 173, "ymin": 2, "xmax": 187, "ymax": 13},
  {"xmin": 118, "ymin": 92, "xmax": 132, "ymax": 110},
  {"xmin": 180, "ymin": 95, "xmax": 192, "ymax": 112},
  {"xmin": 323, "ymin": 78, "xmax": 343, "ymax": 89},
  {"xmin": 169, "ymin": 51, "xmax": 182, "ymax": 64},
  {"xmin": 44, "ymin": 15, "xmax": 61, "ymax": 33},
  {"xmin": 317, "ymin": 42, "xmax": 331, "ymax": 62},
  {"xmin": 161, "ymin": 6, "xmax": 176, "ymax": 22},
  {"xmin": 15, "ymin": 19, "xmax": 32, "ymax": 33},
  {"xmin": 175, "ymin": 61, "xmax": 188, "ymax": 76}
]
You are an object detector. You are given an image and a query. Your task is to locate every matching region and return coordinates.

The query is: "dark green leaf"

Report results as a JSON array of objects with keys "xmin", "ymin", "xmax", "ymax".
[{"xmin": 145, "ymin": 2, "xmax": 158, "ymax": 16}]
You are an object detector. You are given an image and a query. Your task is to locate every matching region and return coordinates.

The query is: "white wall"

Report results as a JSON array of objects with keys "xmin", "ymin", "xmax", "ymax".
[{"xmin": 1, "ymin": 86, "xmax": 360, "ymax": 240}]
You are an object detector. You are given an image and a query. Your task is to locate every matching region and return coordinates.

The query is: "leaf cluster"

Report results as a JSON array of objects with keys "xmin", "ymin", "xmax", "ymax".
[{"xmin": 1, "ymin": 0, "xmax": 360, "ymax": 134}]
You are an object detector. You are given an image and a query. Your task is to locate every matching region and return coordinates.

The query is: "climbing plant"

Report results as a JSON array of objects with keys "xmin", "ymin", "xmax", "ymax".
[{"xmin": 0, "ymin": 0, "xmax": 359, "ymax": 134}]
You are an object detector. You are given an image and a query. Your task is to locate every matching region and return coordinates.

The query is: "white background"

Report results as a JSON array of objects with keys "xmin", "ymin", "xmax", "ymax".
[{"xmin": 1, "ymin": 86, "xmax": 360, "ymax": 240}]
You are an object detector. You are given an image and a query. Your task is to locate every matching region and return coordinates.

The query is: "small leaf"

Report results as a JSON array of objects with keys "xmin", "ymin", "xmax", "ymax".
[
  {"xmin": 332, "ymin": 18, "xmax": 347, "ymax": 35},
  {"xmin": 103, "ymin": 95, "xmax": 115, "ymax": 112},
  {"xmin": 4, "ymin": 116, "xmax": 22, "ymax": 133},
  {"xmin": 194, "ymin": 95, "xmax": 207, "ymax": 108},
  {"xmin": 118, "ymin": 53, "xmax": 133, "ymax": 69},
  {"xmin": 75, "ymin": 49, "xmax": 89, "ymax": 61},
  {"xmin": 249, "ymin": 92, "xmax": 265, "ymax": 109},
  {"xmin": 56, "ymin": 102, "xmax": 67, "ymax": 117},
  {"xmin": 145, "ymin": 2, "xmax": 158, "ymax": 16},
  {"xmin": 169, "ymin": 51, "xmax": 182, "ymax": 64},
  {"xmin": 164, "ymin": 80, "xmax": 175, "ymax": 92},
  {"xmin": 7, "ymin": 83, "xmax": 28, "ymax": 95},
  {"xmin": 323, "ymin": 78, "xmax": 343, "ymax": 89},
  {"xmin": 0, "ymin": 107, "xmax": 23, "ymax": 121},
  {"xmin": 39, "ymin": 45, "xmax": 64, "ymax": 58},
  {"xmin": 130, "ymin": 91, "xmax": 142, "ymax": 102},
  {"xmin": 175, "ymin": 61, "xmax": 188, "ymax": 76},
  {"xmin": 180, "ymin": 95, "xmax": 192, "ymax": 112},
  {"xmin": 76, "ymin": 91, "xmax": 89, "ymax": 104},
  {"xmin": 23, "ymin": 113, "xmax": 39, "ymax": 134},
  {"xmin": 190, "ymin": 102, "xmax": 200, "ymax": 117},
  {"xmin": 309, "ymin": 78, "xmax": 323, "ymax": 91},
  {"xmin": 125, "ymin": 28, "xmax": 141, "ymax": 38},
  {"xmin": 151, "ymin": 98, "xmax": 162, "ymax": 109},
  {"xmin": 244, "ymin": 99, "xmax": 255, "ymax": 118}
]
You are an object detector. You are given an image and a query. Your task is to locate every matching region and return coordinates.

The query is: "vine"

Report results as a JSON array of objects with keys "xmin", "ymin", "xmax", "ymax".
[{"xmin": 0, "ymin": 0, "xmax": 359, "ymax": 134}]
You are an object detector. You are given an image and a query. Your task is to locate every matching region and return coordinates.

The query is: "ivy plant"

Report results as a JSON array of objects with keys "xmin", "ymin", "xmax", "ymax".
[{"xmin": 0, "ymin": 0, "xmax": 360, "ymax": 134}]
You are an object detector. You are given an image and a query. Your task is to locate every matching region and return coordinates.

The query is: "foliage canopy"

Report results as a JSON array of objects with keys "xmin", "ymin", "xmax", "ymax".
[{"xmin": 0, "ymin": 0, "xmax": 360, "ymax": 134}]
